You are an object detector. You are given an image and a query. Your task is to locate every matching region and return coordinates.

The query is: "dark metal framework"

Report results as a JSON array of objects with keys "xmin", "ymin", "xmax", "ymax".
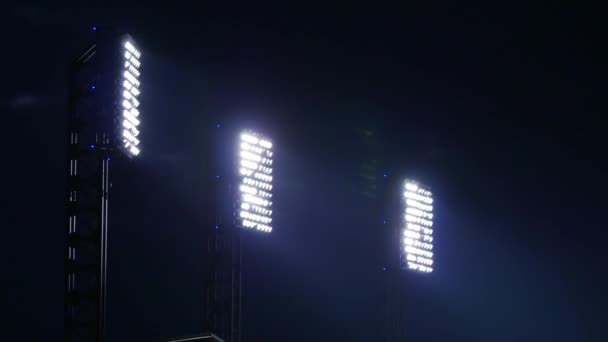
[
  {"xmin": 204, "ymin": 185, "xmax": 242, "ymax": 342},
  {"xmin": 379, "ymin": 177, "xmax": 408, "ymax": 341},
  {"xmin": 64, "ymin": 41, "xmax": 114, "ymax": 341},
  {"xmin": 204, "ymin": 128, "xmax": 242, "ymax": 342},
  {"xmin": 229, "ymin": 228, "xmax": 242, "ymax": 342},
  {"xmin": 382, "ymin": 270, "xmax": 407, "ymax": 341}
]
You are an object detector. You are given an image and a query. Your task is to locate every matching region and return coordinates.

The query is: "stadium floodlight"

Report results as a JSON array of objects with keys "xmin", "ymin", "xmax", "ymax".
[
  {"xmin": 119, "ymin": 37, "xmax": 142, "ymax": 157},
  {"xmin": 402, "ymin": 180, "xmax": 434, "ymax": 273},
  {"xmin": 237, "ymin": 131, "xmax": 273, "ymax": 233}
]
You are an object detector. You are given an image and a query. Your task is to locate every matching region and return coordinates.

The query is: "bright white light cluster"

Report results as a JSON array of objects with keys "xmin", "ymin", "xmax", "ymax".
[
  {"xmin": 403, "ymin": 181, "xmax": 434, "ymax": 273},
  {"xmin": 238, "ymin": 132, "xmax": 273, "ymax": 233},
  {"xmin": 121, "ymin": 39, "xmax": 142, "ymax": 157}
]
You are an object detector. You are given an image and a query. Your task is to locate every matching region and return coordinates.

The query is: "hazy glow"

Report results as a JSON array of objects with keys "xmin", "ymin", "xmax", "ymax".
[
  {"xmin": 402, "ymin": 180, "xmax": 434, "ymax": 273},
  {"xmin": 238, "ymin": 131, "xmax": 273, "ymax": 233},
  {"xmin": 121, "ymin": 38, "xmax": 141, "ymax": 157}
]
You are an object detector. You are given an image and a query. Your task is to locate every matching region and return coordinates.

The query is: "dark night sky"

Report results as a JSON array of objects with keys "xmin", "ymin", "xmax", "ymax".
[{"xmin": 2, "ymin": 3, "xmax": 606, "ymax": 341}]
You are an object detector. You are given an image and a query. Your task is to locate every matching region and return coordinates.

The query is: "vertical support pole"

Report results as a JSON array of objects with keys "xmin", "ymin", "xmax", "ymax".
[
  {"xmin": 230, "ymin": 228, "xmax": 242, "ymax": 342},
  {"xmin": 64, "ymin": 44, "xmax": 110, "ymax": 342}
]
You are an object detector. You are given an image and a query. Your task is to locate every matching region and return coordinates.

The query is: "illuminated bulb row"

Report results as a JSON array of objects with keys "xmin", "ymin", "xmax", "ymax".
[
  {"xmin": 406, "ymin": 207, "xmax": 433, "ymax": 220},
  {"xmin": 241, "ymin": 134, "xmax": 259, "ymax": 144},
  {"xmin": 261, "ymin": 158, "xmax": 272, "ymax": 165},
  {"xmin": 243, "ymin": 219, "xmax": 272, "ymax": 232},
  {"xmin": 259, "ymin": 140, "xmax": 272, "ymax": 149},
  {"xmin": 406, "ymin": 182, "xmax": 432, "ymax": 196},
  {"xmin": 126, "ymin": 62, "xmax": 140, "ymax": 77},
  {"xmin": 241, "ymin": 151, "xmax": 262, "ymax": 162},
  {"xmin": 240, "ymin": 160, "xmax": 258, "ymax": 170},
  {"xmin": 123, "ymin": 70, "xmax": 139, "ymax": 87},
  {"xmin": 256, "ymin": 224, "xmax": 272, "ymax": 232},
  {"xmin": 254, "ymin": 172, "xmax": 272, "ymax": 183},
  {"xmin": 408, "ymin": 262, "xmax": 433, "ymax": 273},
  {"xmin": 404, "ymin": 238, "xmax": 433, "ymax": 250},
  {"xmin": 406, "ymin": 254, "xmax": 433, "ymax": 265},
  {"xmin": 259, "ymin": 166, "xmax": 272, "ymax": 174},
  {"xmin": 241, "ymin": 143, "xmax": 265, "ymax": 155},
  {"xmin": 405, "ymin": 215, "xmax": 433, "ymax": 227},
  {"xmin": 240, "ymin": 185, "xmax": 257, "ymax": 195},
  {"xmin": 405, "ymin": 183, "xmax": 419, "ymax": 192},
  {"xmin": 242, "ymin": 203, "xmax": 272, "ymax": 216},
  {"xmin": 417, "ymin": 188, "xmax": 432, "ymax": 196},
  {"xmin": 242, "ymin": 194, "xmax": 270, "ymax": 207},
  {"xmin": 124, "ymin": 52, "xmax": 141, "ymax": 69},
  {"xmin": 243, "ymin": 220, "xmax": 257, "ymax": 228},
  {"xmin": 257, "ymin": 190, "xmax": 272, "ymax": 199},
  {"xmin": 405, "ymin": 246, "xmax": 433, "ymax": 259},
  {"xmin": 404, "ymin": 191, "xmax": 433, "ymax": 204},
  {"xmin": 403, "ymin": 228, "xmax": 433, "ymax": 240},
  {"xmin": 407, "ymin": 223, "xmax": 422, "ymax": 231},
  {"xmin": 240, "ymin": 168, "xmax": 253, "ymax": 176},
  {"xmin": 243, "ymin": 177, "xmax": 272, "ymax": 191},
  {"xmin": 122, "ymin": 118, "xmax": 139, "ymax": 136},
  {"xmin": 415, "ymin": 256, "xmax": 433, "ymax": 265},
  {"xmin": 125, "ymin": 41, "xmax": 141, "ymax": 58},
  {"xmin": 406, "ymin": 199, "xmax": 433, "ymax": 212},
  {"xmin": 240, "ymin": 211, "xmax": 272, "ymax": 224},
  {"xmin": 404, "ymin": 230, "xmax": 420, "ymax": 239}
]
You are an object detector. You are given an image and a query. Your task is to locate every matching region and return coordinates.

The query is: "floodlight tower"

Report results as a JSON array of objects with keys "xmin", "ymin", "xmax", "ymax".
[
  {"xmin": 64, "ymin": 29, "xmax": 142, "ymax": 341},
  {"xmin": 205, "ymin": 129, "xmax": 274, "ymax": 342}
]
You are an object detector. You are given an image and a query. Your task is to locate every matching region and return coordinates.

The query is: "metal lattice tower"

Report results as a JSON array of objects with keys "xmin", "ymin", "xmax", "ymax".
[{"xmin": 64, "ymin": 43, "xmax": 112, "ymax": 341}]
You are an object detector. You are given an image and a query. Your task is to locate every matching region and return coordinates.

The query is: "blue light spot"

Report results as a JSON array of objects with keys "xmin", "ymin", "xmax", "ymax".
[
  {"xmin": 107, "ymin": 157, "xmax": 111, "ymax": 161},
  {"xmin": 382, "ymin": 219, "xmax": 387, "ymax": 224},
  {"xmin": 91, "ymin": 85, "xmax": 96, "ymax": 90},
  {"xmin": 216, "ymin": 175, "xmax": 220, "ymax": 179},
  {"xmin": 90, "ymin": 144, "xmax": 95, "ymax": 149},
  {"xmin": 381, "ymin": 266, "xmax": 387, "ymax": 272},
  {"xmin": 92, "ymin": 26, "xmax": 97, "ymax": 31},
  {"xmin": 216, "ymin": 123, "xmax": 221, "ymax": 128},
  {"xmin": 383, "ymin": 172, "xmax": 388, "ymax": 178},
  {"xmin": 215, "ymin": 225, "xmax": 220, "ymax": 231}
]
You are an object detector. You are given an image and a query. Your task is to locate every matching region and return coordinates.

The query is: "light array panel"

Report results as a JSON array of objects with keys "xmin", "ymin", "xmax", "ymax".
[
  {"xmin": 402, "ymin": 181, "xmax": 434, "ymax": 273},
  {"xmin": 120, "ymin": 38, "xmax": 142, "ymax": 157},
  {"xmin": 238, "ymin": 132, "xmax": 273, "ymax": 233}
]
